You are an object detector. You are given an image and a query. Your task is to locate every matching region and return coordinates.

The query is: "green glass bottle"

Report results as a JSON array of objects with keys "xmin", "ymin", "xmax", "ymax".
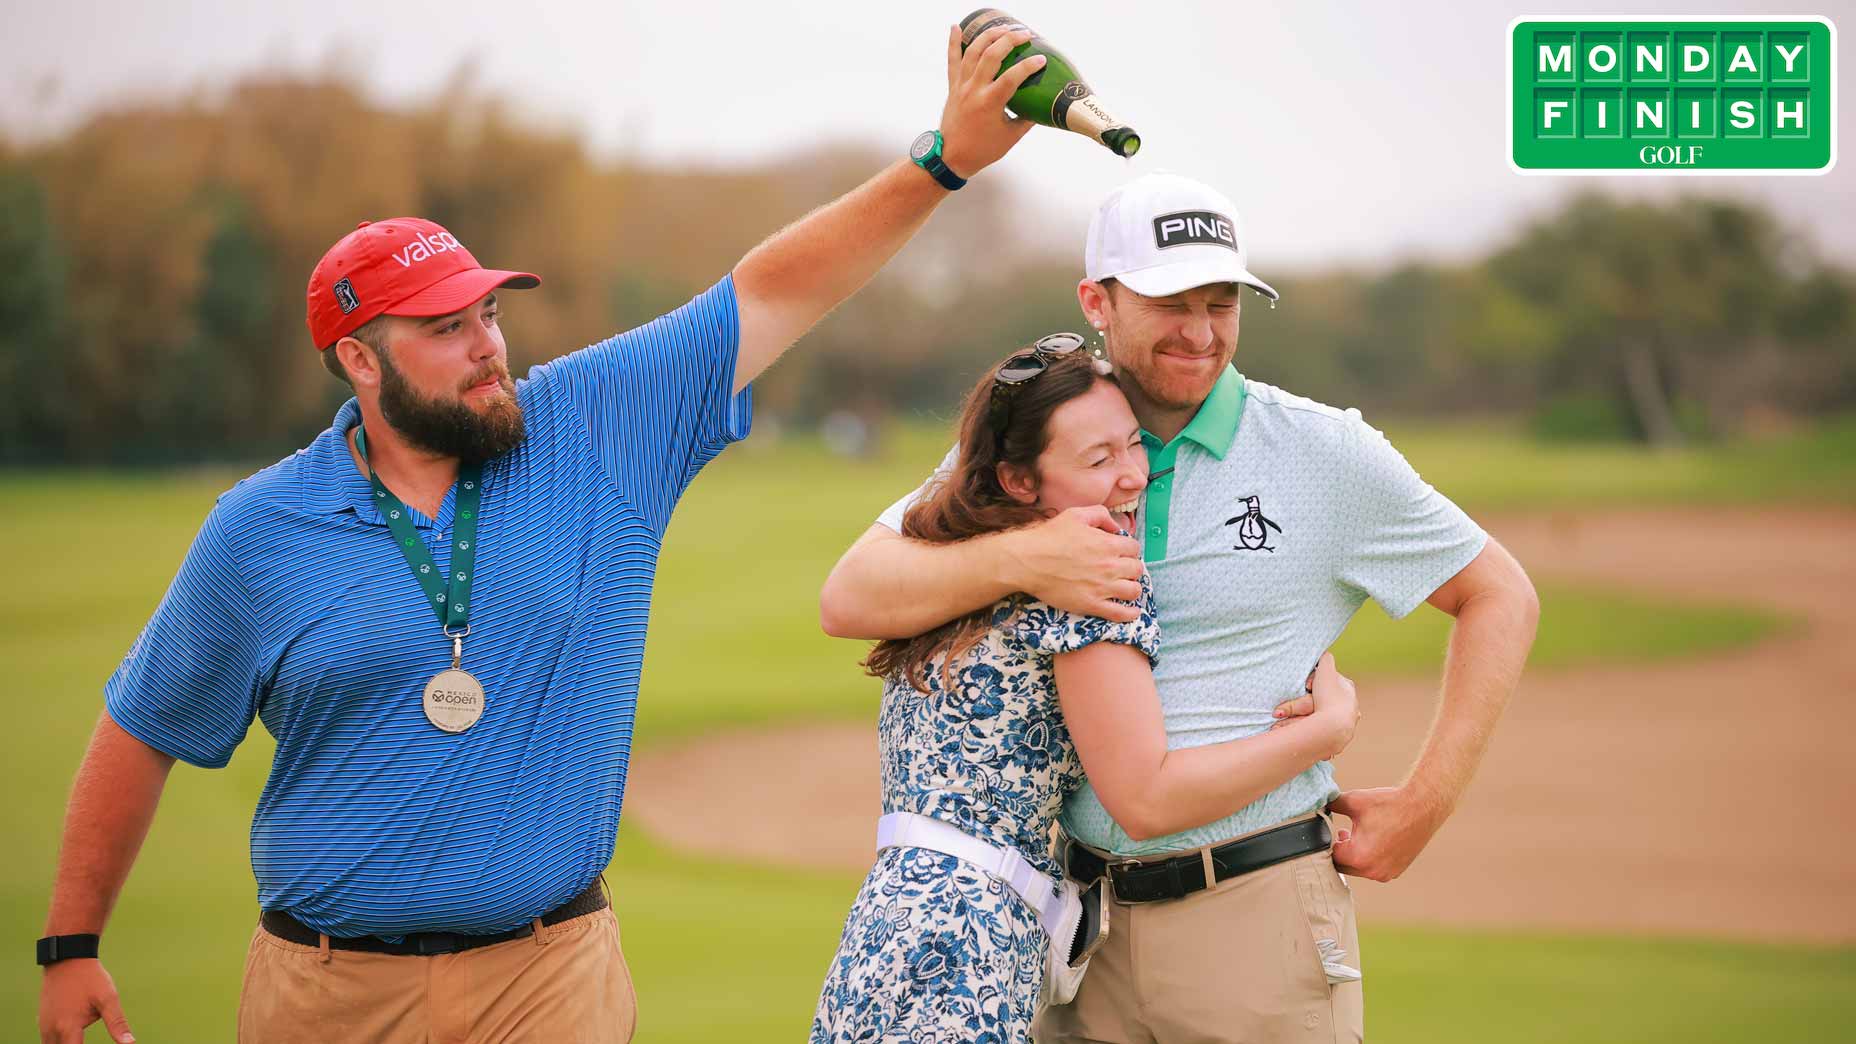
[{"xmin": 960, "ymin": 8, "xmax": 1141, "ymax": 157}]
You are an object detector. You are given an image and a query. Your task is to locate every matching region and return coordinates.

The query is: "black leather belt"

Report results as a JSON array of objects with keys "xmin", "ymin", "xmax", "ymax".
[
  {"xmin": 1066, "ymin": 817, "xmax": 1332, "ymax": 904},
  {"xmin": 259, "ymin": 879, "xmax": 608, "ymax": 956}
]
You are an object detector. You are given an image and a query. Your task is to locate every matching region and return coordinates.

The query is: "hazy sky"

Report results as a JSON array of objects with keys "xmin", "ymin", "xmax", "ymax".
[{"xmin": 5, "ymin": 0, "xmax": 1852, "ymax": 271}]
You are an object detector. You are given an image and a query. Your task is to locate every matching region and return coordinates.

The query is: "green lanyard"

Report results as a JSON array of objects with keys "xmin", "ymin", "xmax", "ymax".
[{"xmin": 355, "ymin": 426, "xmax": 483, "ymax": 634}]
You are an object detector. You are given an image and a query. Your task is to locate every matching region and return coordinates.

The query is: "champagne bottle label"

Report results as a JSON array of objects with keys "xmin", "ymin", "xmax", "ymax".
[
  {"xmin": 959, "ymin": 7, "xmax": 1140, "ymax": 157},
  {"xmin": 961, "ymin": 9, "xmax": 1046, "ymax": 88},
  {"xmin": 1053, "ymin": 82, "xmax": 1141, "ymax": 156},
  {"xmin": 960, "ymin": 9, "xmax": 1018, "ymax": 46}
]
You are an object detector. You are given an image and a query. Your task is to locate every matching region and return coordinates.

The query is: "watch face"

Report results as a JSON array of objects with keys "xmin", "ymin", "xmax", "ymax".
[{"xmin": 910, "ymin": 131, "xmax": 937, "ymax": 162}]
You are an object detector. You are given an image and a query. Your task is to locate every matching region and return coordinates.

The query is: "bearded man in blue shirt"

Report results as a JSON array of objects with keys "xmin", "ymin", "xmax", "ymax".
[{"xmin": 35, "ymin": 24, "xmax": 1047, "ymax": 1044}]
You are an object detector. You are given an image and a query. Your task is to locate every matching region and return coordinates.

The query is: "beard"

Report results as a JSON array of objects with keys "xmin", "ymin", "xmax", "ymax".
[
  {"xmin": 1107, "ymin": 333, "xmax": 1234, "ymax": 414},
  {"xmin": 377, "ymin": 353, "xmax": 525, "ymax": 462}
]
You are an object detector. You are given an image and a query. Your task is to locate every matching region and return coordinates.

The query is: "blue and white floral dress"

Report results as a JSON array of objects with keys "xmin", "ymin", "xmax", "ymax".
[{"xmin": 810, "ymin": 576, "xmax": 1161, "ymax": 1043}]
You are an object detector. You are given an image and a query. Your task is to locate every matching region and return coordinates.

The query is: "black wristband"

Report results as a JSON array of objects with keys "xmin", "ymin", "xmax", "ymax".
[{"xmin": 36, "ymin": 934, "xmax": 100, "ymax": 966}]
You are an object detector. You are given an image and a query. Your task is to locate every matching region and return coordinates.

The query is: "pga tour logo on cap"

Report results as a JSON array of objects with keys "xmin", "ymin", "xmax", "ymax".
[
  {"xmin": 332, "ymin": 277, "xmax": 360, "ymax": 315},
  {"xmin": 1153, "ymin": 211, "xmax": 1240, "ymax": 252},
  {"xmin": 1508, "ymin": 16, "xmax": 1836, "ymax": 174}
]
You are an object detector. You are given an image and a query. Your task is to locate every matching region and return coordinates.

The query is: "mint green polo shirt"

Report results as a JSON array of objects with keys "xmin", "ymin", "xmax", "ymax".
[{"xmin": 877, "ymin": 367, "xmax": 1487, "ymax": 857}]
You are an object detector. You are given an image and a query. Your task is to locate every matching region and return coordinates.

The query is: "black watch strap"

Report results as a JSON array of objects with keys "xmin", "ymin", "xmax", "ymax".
[
  {"xmin": 37, "ymin": 934, "xmax": 100, "ymax": 966},
  {"xmin": 909, "ymin": 130, "xmax": 967, "ymax": 191}
]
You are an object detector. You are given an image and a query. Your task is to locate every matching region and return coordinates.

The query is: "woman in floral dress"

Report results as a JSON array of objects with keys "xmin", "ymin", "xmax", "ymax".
[{"xmin": 810, "ymin": 341, "xmax": 1358, "ymax": 1042}]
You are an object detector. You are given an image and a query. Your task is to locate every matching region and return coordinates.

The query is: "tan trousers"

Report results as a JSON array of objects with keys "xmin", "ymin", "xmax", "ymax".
[
  {"xmin": 237, "ymin": 907, "xmax": 637, "ymax": 1044},
  {"xmin": 1036, "ymin": 817, "xmax": 1364, "ymax": 1044}
]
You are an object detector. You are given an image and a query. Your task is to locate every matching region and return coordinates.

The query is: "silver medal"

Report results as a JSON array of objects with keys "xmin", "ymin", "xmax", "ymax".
[{"xmin": 424, "ymin": 633, "xmax": 486, "ymax": 733}]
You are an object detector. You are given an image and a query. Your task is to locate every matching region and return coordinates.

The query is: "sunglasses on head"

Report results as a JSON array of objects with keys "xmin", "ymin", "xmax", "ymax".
[
  {"xmin": 987, "ymin": 333, "xmax": 1095, "ymax": 448},
  {"xmin": 995, "ymin": 332, "xmax": 1089, "ymax": 386}
]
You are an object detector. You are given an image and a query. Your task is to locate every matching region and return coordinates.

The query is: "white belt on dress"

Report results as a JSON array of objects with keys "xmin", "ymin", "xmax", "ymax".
[
  {"xmin": 875, "ymin": 810, "xmax": 1094, "ymax": 1006},
  {"xmin": 875, "ymin": 811, "xmax": 1069, "ymax": 941}
]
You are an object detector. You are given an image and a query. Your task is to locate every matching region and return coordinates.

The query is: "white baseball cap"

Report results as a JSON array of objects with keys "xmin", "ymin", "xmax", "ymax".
[{"xmin": 1085, "ymin": 172, "xmax": 1278, "ymax": 301}]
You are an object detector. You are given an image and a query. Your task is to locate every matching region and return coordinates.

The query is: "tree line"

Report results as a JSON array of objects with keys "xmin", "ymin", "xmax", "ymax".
[{"xmin": 1, "ymin": 72, "xmax": 1850, "ymax": 465}]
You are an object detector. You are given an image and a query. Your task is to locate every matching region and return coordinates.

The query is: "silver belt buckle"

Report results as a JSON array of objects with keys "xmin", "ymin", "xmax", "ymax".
[{"xmin": 1106, "ymin": 856, "xmax": 1145, "ymax": 904}]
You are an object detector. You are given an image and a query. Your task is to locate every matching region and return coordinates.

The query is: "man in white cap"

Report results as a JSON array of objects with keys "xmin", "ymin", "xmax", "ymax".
[{"xmin": 819, "ymin": 172, "xmax": 1539, "ymax": 1042}]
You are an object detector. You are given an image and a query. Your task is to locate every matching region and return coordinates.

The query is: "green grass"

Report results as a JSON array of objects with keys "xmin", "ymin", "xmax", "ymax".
[
  {"xmin": 1385, "ymin": 413, "xmax": 1856, "ymax": 510},
  {"xmin": 1331, "ymin": 581, "xmax": 1784, "ymax": 678},
  {"xmin": 635, "ymin": 431, "xmax": 1797, "ymax": 742},
  {"xmin": 1359, "ymin": 926, "xmax": 1853, "ymax": 1043},
  {"xmin": 859, "ymin": 411, "xmax": 1856, "ymax": 511},
  {"xmin": 2, "ymin": 419, "xmax": 1851, "ymax": 1041},
  {"xmin": 13, "ymin": 823, "xmax": 1849, "ymax": 1043},
  {"xmin": 612, "ymin": 832, "xmax": 1856, "ymax": 1044}
]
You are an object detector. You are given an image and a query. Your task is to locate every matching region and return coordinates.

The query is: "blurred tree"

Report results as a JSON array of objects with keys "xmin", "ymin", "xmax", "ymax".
[
  {"xmin": 0, "ymin": 160, "xmax": 72, "ymax": 463},
  {"xmin": 3, "ymin": 74, "xmax": 1851, "ymax": 464},
  {"xmin": 1773, "ymin": 266, "xmax": 1856, "ymax": 414},
  {"xmin": 1488, "ymin": 194, "xmax": 1851, "ymax": 444},
  {"xmin": 176, "ymin": 191, "xmax": 277, "ymax": 458}
]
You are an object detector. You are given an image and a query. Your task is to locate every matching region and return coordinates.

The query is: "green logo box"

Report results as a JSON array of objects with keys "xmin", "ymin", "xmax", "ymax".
[{"xmin": 1509, "ymin": 17, "xmax": 1836, "ymax": 173}]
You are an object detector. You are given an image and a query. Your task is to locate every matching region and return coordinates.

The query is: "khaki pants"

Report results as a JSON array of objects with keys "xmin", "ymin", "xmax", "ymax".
[
  {"xmin": 237, "ymin": 907, "xmax": 637, "ymax": 1044},
  {"xmin": 1036, "ymin": 817, "xmax": 1364, "ymax": 1044}
]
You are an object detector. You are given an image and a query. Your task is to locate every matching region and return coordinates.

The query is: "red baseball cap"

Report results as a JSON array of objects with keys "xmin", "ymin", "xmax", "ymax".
[{"xmin": 305, "ymin": 218, "xmax": 540, "ymax": 350}]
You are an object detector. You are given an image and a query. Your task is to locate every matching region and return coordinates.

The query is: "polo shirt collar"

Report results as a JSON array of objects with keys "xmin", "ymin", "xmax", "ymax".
[
  {"xmin": 301, "ymin": 398, "xmax": 501, "ymax": 520},
  {"xmin": 1142, "ymin": 365, "xmax": 1247, "ymax": 460},
  {"xmin": 297, "ymin": 398, "xmax": 372, "ymax": 518}
]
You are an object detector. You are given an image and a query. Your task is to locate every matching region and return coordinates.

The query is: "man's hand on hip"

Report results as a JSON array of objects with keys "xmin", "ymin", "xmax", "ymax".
[
  {"xmin": 1327, "ymin": 785, "xmax": 1447, "ymax": 882},
  {"xmin": 937, "ymin": 23, "xmax": 1044, "ymax": 178},
  {"xmin": 40, "ymin": 959, "xmax": 134, "ymax": 1044},
  {"xmin": 1005, "ymin": 506, "xmax": 1144, "ymax": 623}
]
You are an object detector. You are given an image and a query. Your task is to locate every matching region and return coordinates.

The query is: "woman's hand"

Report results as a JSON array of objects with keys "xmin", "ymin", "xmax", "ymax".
[
  {"xmin": 1271, "ymin": 652, "xmax": 1358, "ymax": 760},
  {"xmin": 1061, "ymin": 646, "xmax": 1361, "ymax": 842},
  {"xmin": 1268, "ymin": 656, "xmax": 1331, "ymax": 725},
  {"xmin": 1308, "ymin": 652, "xmax": 1360, "ymax": 759}
]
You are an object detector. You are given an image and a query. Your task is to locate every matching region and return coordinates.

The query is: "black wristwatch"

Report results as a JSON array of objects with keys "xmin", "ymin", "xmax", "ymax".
[
  {"xmin": 37, "ymin": 934, "xmax": 100, "ymax": 966},
  {"xmin": 909, "ymin": 130, "xmax": 967, "ymax": 191}
]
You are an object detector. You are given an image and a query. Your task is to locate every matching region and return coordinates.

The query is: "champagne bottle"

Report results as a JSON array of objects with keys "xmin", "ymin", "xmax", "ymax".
[{"xmin": 960, "ymin": 8, "xmax": 1141, "ymax": 157}]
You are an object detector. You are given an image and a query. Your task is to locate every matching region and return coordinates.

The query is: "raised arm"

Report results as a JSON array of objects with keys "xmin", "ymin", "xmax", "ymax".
[
  {"xmin": 820, "ymin": 507, "xmax": 1145, "ymax": 640},
  {"xmin": 39, "ymin": 712, "xmax": 176, "ymax": 1044},
  {"xmin": 1057, "ymin": 650, "xmax": 1358, "ymax": 842},
  {"xmin": 730, "ymin": 24, "xmax": 1043, "ymax": 392}
]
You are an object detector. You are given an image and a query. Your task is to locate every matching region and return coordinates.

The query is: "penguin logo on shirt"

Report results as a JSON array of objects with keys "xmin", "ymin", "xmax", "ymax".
[{"xmin": 1224, "ymin": 495, "xmax": 1283, "ymax": 552}]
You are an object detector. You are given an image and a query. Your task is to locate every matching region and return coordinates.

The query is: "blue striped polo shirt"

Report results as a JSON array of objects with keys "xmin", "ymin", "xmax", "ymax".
[{"xmin": 105, "ymin": 276, "xmax": 751, "ymax": 938}]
